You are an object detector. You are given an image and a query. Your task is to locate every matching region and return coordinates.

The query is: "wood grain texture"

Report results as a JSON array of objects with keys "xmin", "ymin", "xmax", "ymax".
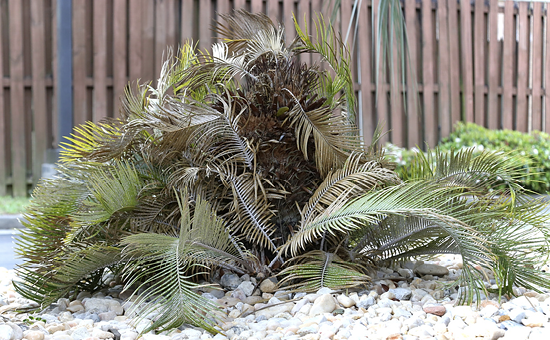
[
  {"xmin": 487, "ymin": 0, "xmax": 499, "ymax": 129},
  {"xmin": 460, "ymin": 0, "xmax": 473, "ymax": 123},
  {"xmin": 516, "ymin": 2, "xmax": 529, "ymax": 132},
  {"xmin": 405, "ymin": 0, "xmax": 419, "ymax": 148},
  {"xmin": 93, "ymin": 0, "xmax": 108, "ymax": 122},
  {"xmin": 9, "ymin": 0, "xmax": 27, "ymax": 196},
  {"xmin": 422, "ymin": 0, "xmax": 436, "ymax": 147},
  {"xmin": 73, "ymin": 0, "xmax": 87, "ymax": 126},
  {"xmin": 532, "ymin": 2, "xmax": 543, "ymax": 131},
  {"xmin": 447, "ymin": 0, "xmax": 460, "ymax": 127},
  {"xmin": 545, "ymin": 3, "xmax": 550, "ymax": 133},
  {"xmin": 30, "ymin": 0, "xmax": 48, "ymax": 187},
  {"xmin": 199, "ymin": 0, "xmax": 212, "ymax": 51},
  {"xmin": 359, "ymin": 0, "xmax": 373, "ymax": 145},
  {"xmin": 113, "ymin": 0, "xmax": 127, "ymax": 118},
  {"xmin": 0, "ymin": 0, "xmax": 6, "ymax": 195},
  {"xmin": 501, "ymin": 0, "xmax": 514, "ymax": 130},
  {"xmin": 473, "ymin": 0, "xmax": 485, "ymax": 127},
  {"xmin": 283, "ymin": 0, "xmax": 296, "ymax": 46},
  {"xmin": 180, "ymin": 0, "xmax": 194, "ymax": 43},
  {"xmin": 438, "ymin": 0, "xmax": 450, "ymax": 138},
  {"xmin": 129, "ymin": 0, "xmax": 143, "ymax": 82}
]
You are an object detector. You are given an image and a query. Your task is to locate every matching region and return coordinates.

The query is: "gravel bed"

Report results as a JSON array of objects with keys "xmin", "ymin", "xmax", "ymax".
[{"xmin": 1, "ymin": 256, "xmax": 549, "ymax": 340}]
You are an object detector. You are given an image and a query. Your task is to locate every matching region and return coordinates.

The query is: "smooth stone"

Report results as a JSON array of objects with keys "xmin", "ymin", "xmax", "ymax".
[
  {"xmin": 99, "ymin": 311, "xmax": 117, "ymax": 321},
  {"xmin": 511, "ymin": 296, "xmax": 540, "ymax": 309},
  {"xmin": 134, "ymin": 319, "xmax": 153, "ymax": 334},
  {"xmin": 91, "ymin": 329, "xmax": 115, "ymax": 339},
  {"xmin": 501, "ymin": 326, "xmax": 531, "ymax": 340},
  {"xmin": 259, "ymin": 278, "xmax": 278, "ymax": 293},
  {"xmin": 336, "ymin": 295, "xmax": 355, "ymax": 308},
  {"xmin": 83, "ymin": 298, "xmax": 123, "ymax": 315},
  {"xmin": 357, "ymin": 296, "xmax": 375, "ymax": 309},
  {"xmin": 254, "ymin": 302, "xmax": 294, "ymax": 319},
  {"xmin": 24, "ymin": 331, "xmax": 44, "ymax": 340},
  {"xmin": 0, "ymin": 325, "xmax": 13, "ymax": 340},
  {"xmin": 462, "ymin": 319, "xmax": 500, "ymax": 338},
  {"xmin": 309, "ymin": 294, "xmax": 336, "ymax": 316},
  {"xmin": 521, "ymin": 312, "xmax": 547, "ymax": 327},
  {"xmin": 389, "ymin": 288, "xmax": 412, "ymax": 301},
  {"xmin": 237, "ymin": 281, "xmax": 255, "ymax": 297},
  {"xmin": 5, "ymin": 323, "xmax": 22, "ymax": 340},
  {"xmin": 414, "ymin": 262, "xmax": 449, "ymax": 276},
  {"xmin": 220, "ymin": 273, "xmax": 242, "ymax": 290},
  {"xmin": 423, "ymin": 305, "xmax": 446, "ymax": 316},
  {"xmin": 70, "ymin": 327, "xmax": 91, "ymax": 340},
  {"xmin": 452, "ymin": 305, "xmax": 474, "ymax": 318},
  {"xmin": 66, "ymin": 304, "xmax": 84, "ymax": 313},
  {"xmin": 509, "ymin": 309, "xmax": 528, "ymax": 324},
  {"xmin": 316, "ymin": 287, "xmax": 335, "ymax": 295}
]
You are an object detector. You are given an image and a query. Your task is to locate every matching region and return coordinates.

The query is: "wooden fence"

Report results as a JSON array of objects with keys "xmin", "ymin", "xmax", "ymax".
[{"xmin": 0, "ymin": 0, "xmax": 549, "ymax": 197}]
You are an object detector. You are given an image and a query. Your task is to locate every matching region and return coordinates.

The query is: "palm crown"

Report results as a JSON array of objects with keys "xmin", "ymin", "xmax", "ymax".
[{"xmin": 15, "ymin": 10, "xmax": 550, "ymax": 334}]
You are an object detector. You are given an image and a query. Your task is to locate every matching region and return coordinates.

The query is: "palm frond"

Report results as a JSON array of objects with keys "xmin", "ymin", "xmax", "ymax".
[
  {"xmin": 277, "ymin": 250, "xmax": 370, "ymax": 292},
  {"xmin": 14, "ymin": 245, "xmax": 122, "ymax": 308},
  {"xmin": 120, "ymin": 193, "xmax": 238, "ymax": 333},
  {"xmin": 286, "ymin": 94, "xmax": 363, "ymax": 177},
  {"xmin": 301, "ymin": 153, "xmax": 400, "ymax": 227},
  {"xmin": 293, "ymin": 14, "xmax": 356, "ymax": 119}
]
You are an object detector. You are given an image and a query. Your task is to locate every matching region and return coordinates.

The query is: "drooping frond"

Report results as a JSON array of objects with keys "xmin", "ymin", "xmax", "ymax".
[
  {"xmin": 120, "ymin": 193, "xmax": 236, "ymax": 333},
  {"xmin": 216, "ymin": 10, "xmax": 288, "ymax": 57},
  {"xmin": 293, "ymin": 14, "xmax": 356, "ymax": 118},
  {"xmin": 72, "ymin": 161, "xmax": 143, "ymax": 226},
  {"xmin": 405, "ymin": 148, "xmax": 526, "ymax": 197},
  {"xmin": 14, "ymin": 245, "xmax": 122, "ymax": 308},
  {"xmin": 286, "ymin": 94, "xmax": 363, "ymax": 177},
  {"xmin": 277, "ymin": 250, "xmax": 370, "ymax": 292},
  {"xmin": 301, "ymin": 153, "xmax": 400, "ymax": 227}
]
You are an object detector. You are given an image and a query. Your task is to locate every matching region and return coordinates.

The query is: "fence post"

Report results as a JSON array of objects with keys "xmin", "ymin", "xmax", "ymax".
[{"xmin": 44, "ymin": 0, "xmax": 73, "ymax": 178}]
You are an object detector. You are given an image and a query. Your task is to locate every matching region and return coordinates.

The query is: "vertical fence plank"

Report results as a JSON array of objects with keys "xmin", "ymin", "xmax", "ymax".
[
  {"xmin": 487, "ymin": 0, "xmax": 499, "ymax": 129},
  {"xmin": 389, "ymin": 1, "xmax": 403, "ymax": 146},
  {"xmin": 113, "ymin": 0, "xmax": 127, "ymax": 118},
  {"xmin": 372, "ymin": 0, "xmax": 389, "ymax": 145},
  {"xmin": 0, "ymin": 0, "xmax": 6, "ymax": 195},
  {"xmin": 155, "ymin": 0, "xmax": 167, "ymax": 80},
  {"xmin": 501, "ymin": 0, "xmax": 514, "ymax": 130},
  {"xmin": 438, "ymin": 0, "xmax": 451, "ymax": 138},
  {"xmin": 73, "ymin": 0, "xmax": 87, "ymax": 126},
  {"xmin": 422, "ymin": 0, "xmax": 436, "ymax": 148},
  {"xmin": 473, "ymin": 0, "xmax": 485, "ymax": 127},
  {"xmin": 199, "ymin": 0, "xmax": 212, "ymax": 51},
  {"xmin": 267, "ymin": 0, "xmax": 279, "ymax": 23},
  {"xmin": 447, "ymin": 0, "xmax": 460, "ymax": 127},
  {"xmin": 460, "ymin": 0, "xmax": 473, "ymax": 123},
  {"xmin": 31, "ymin": 0, "xmax": 47, "ymax": 187},
  {"xmin": 532, "ymin": 2, "xmax": 543, "ymax": 131},
  {"xmin": 545, "ymin": 3, "xmax": 550, "ymax": 133},
  {"xmin": 298, "ymin": 0, "xmax": 311, "ymax": 65},
  {"xmin": 142, "ymin": 0, "xmax": 155, "ymax": 83},
  {"xmin": 129, "ymin": 0, "xmax": 143, "ymax": 82},
  {"xmin": 405, "ymin": 0, "xmax": 419, "ymax": 148},
  {"xmin": 181, "ymin": 0, "xmax": 193, "ymax": 42},
  {"xmin": 284, "ymin": 0, "xmax": 295, "ymax": 45},
  {"xmin": 9, "ymin": 0, "xmax": 26, "ymax": 196},
  {"xmin": 359, "ymin": 0, "xmax": 374, "ymax": 145},
  {"xmin": 93, "ymin": 0, "xmax": 107, "ymax": 122},
  {"xmin": 251, "ymin": 0, "xmax": 263, "ymax": 13},
  {"xmin": 234, "ymin": 0, "xmax": 246, "ymax": 10},
  {"xmin": 517, "ymin": 2, "xmax": 529, "ymax": 132}
]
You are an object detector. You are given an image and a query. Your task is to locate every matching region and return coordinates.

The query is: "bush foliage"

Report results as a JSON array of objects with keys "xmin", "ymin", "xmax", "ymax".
[{"xmin": 391, "ymin": 122, "xmax": 550, "ymax": 193}]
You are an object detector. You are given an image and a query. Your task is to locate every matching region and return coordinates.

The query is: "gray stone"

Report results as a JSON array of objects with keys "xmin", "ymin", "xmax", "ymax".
[
  {"xmin": 389, "ymin": 288, "xmax": 412, "ymax": 300},
  {"xmin": 237, "ymin": 281, "xmax": 255, "ymax": 297},
  {"xmin": 70, "ymin": 327, "xmax": 91, "ymax": 340},
  {"xmin": 414, "ymin": 262, "xmax": 449, "ymax": 276},
  {"xmin": 220, "ymin": 273, "xmax": 242, "ymax": 290},
  {"xmin": 357, "ymin": 296, "xmax": 375, "ymax": 309}
]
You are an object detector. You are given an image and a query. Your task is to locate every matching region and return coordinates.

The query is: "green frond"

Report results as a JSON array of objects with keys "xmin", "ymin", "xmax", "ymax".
[
  {"xmin": 293, "ymin": 14, "xmax": 356, "ymax": 120},
  {"xmin": 277, "ymin": 250, "xmax": 370, "ymax": 292},
  {"xmin": 120, "ymin": 193, "xmax": 242, "ymax": 333},
  {"xmin": 14, "ymin": 245, "xmax": 122, "ymax": 308},
  {"xmin": 301, "ymin": 153, "xmax": 400, "ymax": 227},
  {"xmin": 286, "ymin": 95, "xmax": 363, "ymax": 177},
  {"xmin": 72, "ymin": 161, "xmax": 143, "ymax": 226}
]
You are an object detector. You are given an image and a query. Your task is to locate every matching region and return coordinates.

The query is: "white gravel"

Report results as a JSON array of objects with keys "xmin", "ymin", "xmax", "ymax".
[{"xmin": 2, "ymin": 256, "xmax": 550, "ymax": 340}]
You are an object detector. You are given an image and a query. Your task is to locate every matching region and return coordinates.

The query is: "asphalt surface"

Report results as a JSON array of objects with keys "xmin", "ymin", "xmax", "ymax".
[{"xmin": 0, "ymin": 229, "xmax": 23, "ymax": 270}]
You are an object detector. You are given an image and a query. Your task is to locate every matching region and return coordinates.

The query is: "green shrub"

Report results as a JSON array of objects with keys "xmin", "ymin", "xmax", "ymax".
[{"xmin": 389, "ymin": 122, "xmax": 550, "ymax": 193}]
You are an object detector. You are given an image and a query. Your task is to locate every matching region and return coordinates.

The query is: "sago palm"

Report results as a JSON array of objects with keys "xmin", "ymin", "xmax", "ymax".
[{"xmin": 14, "ymin": 10, "xmax": 550, "ymax": 334}]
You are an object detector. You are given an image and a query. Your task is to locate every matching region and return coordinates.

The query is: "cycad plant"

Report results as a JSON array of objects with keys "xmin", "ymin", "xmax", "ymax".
[{"xmin": 15, "ymin": 10, "xmax": 550, "ymax": 334}]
